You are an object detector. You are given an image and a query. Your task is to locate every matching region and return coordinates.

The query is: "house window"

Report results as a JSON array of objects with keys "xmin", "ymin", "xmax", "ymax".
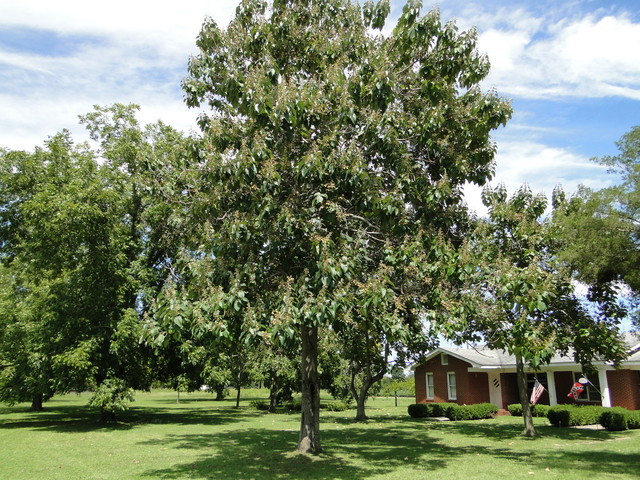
[
  {"xmin": 527, "ymin": 373, "xmax": 548, "ymax": 391},
  {"xmin": 441, "ymin": 353, "xmax": 449, "ymax": 365},
  {"xmin": 573, "ymin": 372, "xmax": 601, "ymax": 402},
  {"xmin": 447, "ymin": 372, "xmax": 457, "ymax": 401},
  {"xmin": 425, "ymin": 373, "xmax": 435, "ymax": 400}
]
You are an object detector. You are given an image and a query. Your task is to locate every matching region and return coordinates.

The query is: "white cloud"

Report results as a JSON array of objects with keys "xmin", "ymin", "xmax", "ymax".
[
  {"xmin": 463, "ymin": 139, "xmax": 617, "ymax": 215},
  {"xmin": 1, "ymin": 0, "xmax": 238, "ymax": 58},
  {"xmin": 0, "ymin": 0, "xmax": 240, "ymax": 150},
  {"xmin": 478, "ymin": 13, "xmax": 640, "ymax": 99}
]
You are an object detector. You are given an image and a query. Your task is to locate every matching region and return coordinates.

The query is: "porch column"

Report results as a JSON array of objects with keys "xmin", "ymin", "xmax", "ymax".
[
  {"xmin": 546, "ymin": 372, "xmax": 558, "ymax": 406},
  {"xmin": 597, "ymin": 368, "xmax": 612, "ymax": 408}
]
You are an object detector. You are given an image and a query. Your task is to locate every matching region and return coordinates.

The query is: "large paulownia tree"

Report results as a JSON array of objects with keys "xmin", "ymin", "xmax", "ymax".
[{"xmin": 164, "ymin": 0, "xmax": 511, "ymax": 454}]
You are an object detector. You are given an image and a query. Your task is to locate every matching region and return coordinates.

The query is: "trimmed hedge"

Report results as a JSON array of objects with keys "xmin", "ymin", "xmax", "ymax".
[
  {"xmin": 547, "ymin": 405, "xmax": 604, "ymax": 427},
  {"xmin": 507, "ymin": 403, "xmax": 550, "ymax": 418},
  {"xmin": 408, "ymin": 402, "xmax": 498, "ymax": 420},
  {"xmin": 408, "ymin": 403, "xmax": 430, "ymax": 418},
  {"xmin": 599, "ymin": 407, "xmax": 640, "ymax": 431}
]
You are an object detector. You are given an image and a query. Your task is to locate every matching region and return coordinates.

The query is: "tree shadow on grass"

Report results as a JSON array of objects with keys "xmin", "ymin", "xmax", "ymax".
[
  {"xmin": 430, "ymin": 419, "xmax": 629, "ymax": 442},
  {"xmin": 139, "ymin": 423, "xmax": 474, "ymax": 480},
  {"xmin": 139, "ymin": 416, "xmax": 640, "ymax": 480},
  {"xmin": 0, "ymin": 404, "xmax": 261, "ymax": 433}
]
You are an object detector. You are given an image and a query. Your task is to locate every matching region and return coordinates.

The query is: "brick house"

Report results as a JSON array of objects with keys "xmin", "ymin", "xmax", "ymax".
[{"xmin": 413, "ymin": 333, "xmax": 640, "ymax": 410}]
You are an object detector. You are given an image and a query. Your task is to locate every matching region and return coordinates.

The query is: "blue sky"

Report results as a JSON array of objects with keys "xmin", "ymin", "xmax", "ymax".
[{"xmin": 1, "ymin": 0, "xmax": 639, "ymax": 213}]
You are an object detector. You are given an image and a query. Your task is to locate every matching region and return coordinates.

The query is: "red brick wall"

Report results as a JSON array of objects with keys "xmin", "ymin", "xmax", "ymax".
[
  {"xmin": 608, "ymin": 370, "xmax": 640, "ymax": 410},
  {"xmin": 414, "ymin": 354, "xmax": 490, "ymax": 405},
  {"xmin": 466, "ymin": 372, "xmax": 490, "ymax": 404}
]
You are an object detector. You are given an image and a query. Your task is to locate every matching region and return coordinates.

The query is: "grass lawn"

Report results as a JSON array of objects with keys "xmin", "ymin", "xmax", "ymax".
[{"xmin": 1, "ymin": 390, "xmax": 638, "ymax": 480}]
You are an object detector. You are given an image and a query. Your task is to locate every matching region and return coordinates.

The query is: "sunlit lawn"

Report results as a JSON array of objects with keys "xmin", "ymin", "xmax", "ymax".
[{"xmin": 1, "ymin": 389, "xmax": 638, "ymax": 479}]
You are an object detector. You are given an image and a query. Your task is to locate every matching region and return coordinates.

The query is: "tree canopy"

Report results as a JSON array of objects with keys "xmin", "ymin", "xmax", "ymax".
[
  {"xmin": 554, "ymin": 126, "xmax": 640, "ymax": 328},
  {"xmin": 452, "ymin": 184, "xmax": 627, "ymax": 436},
  {"xmin": 153, "ymin": 0, "xmax": 511, "ymax": 453}
]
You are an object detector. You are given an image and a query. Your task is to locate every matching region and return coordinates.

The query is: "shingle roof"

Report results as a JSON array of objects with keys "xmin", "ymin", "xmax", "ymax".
[{"xmin": 429, "ymin": 332, "xmax": 640, "ymax": 368}]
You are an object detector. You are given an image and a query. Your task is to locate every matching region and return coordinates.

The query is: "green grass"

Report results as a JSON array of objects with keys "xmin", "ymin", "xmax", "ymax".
[{"xmin": 1, "ymin": 390, "xmax": 638, "ymax": 479}]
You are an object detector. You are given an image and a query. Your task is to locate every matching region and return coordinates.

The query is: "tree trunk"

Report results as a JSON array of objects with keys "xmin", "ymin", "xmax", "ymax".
[
  {"xmin": 99, "ymin": 407, "xmax": 117, "ymax": 423},
  {"xmin": 354, "ymin": 383, "xmax": 369, "ymax": 422},
  {"xmin": 30, "ymin": 393, "xmax": 44, "ymax": 412},
  {"xmin": 235, "ymin": 384, "xmax": 241, "ymax": 408},
  {"xmin": 269, "ymin": 372, "xmax": 278, "ymax": 413},
  {"xmin": 516, "ymin": 353, "xmax": 536, "ymax": 437},
  {"xmin": 298, "ymin": 324, "xmax": 321, "ymax": 454},
  {"xmin": 351, "ymin": 343, "xmax": 389, "ymax": 422},
  {"xmin": 215, "ymin": 385, "xmax": 226, "ymax": 401}
]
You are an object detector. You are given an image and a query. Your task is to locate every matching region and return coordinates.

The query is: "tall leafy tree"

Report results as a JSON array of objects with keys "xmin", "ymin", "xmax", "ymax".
[
  {"xmin": 454, "ymin": 185, "xmax": 626, "ymax": 437},
  {"xmin": 165, "ymin": 0, "xmax": 510, "ymax": 453}
]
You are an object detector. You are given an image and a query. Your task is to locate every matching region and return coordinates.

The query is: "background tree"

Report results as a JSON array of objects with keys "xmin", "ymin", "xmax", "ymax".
[
  {"xmin": 253, "ymin": 340, "xmax": 299, "ymax": 412},
  {"xmin": 381, "ymin": 367, "xmax": 414, "ymax": 407},
  {"xmin": 168, "ymin": 0, "xmax": 510, "ymax": 454},
  {"xmin": 554, "ymin": 126, "xmax": 640, "ymax": 328},
  {"xmin": 0, "ymin": 132, "xmax": 138, "ymax": 412},
  {"xmin": 453, "ymin": 185, "xmax": 627, "ymax": 437},
  {"xmin": 0, "ymin": 105, "xmax": 189, "ymax": 417}
]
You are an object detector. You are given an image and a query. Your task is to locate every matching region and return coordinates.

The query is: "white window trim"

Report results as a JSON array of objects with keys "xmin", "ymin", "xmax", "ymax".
[
  {"xmin": 425, "ymin": 373, "xmax": 435, "ymax": 400},
  {"xmin": 441, "ymin": 353, "xmax": 448, "ymax": 365},
  {"xmin": 447, "ymin": 371, "xmax": 457, "ymax": 401}
]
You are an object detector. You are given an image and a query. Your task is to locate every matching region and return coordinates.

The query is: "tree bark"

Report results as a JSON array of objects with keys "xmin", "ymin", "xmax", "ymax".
[
  {"xmin": 354, "ymin": 382, "xmax": 369, "ymax": 422},
  {"xmin": 235, "ymin": 384, "xmax": 241, "ymax": 408},
  {"xmin": 30, "ymin": 393, "xmax": 44, "ymax": 412},
  {"xmin": 516, "ymin": 353, "xmax": 536, "ymax": 437},
  {"xmin": 269, "ymin": 372, "xmax": 278, "ymax": 413},
  {"xmin": 298, "ymin": 324, "xmax": 321, "ymax": 454},
  {"xmin": 351, "ymin": 343, "xmax": 389, "ymax": 422},
  {"xmin": 99, "ymin": 407, "xmax": 117, "ymax": 423},
  {"xmin": 215, "ymin": 385, "xmax": 226, "ymax": 401}
]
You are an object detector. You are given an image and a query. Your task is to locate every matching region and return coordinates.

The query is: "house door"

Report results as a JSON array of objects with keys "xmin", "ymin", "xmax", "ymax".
[{"xmin": 488, "ymin": 371, "xmax": 502, "ymax": 408}]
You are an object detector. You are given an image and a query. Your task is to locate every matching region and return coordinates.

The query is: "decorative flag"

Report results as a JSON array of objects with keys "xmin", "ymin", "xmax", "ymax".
[
  {"xmin": 567, "ymin": 382, "xmax": 585, "ymax": 400},
  {"xmin": 530, "ymin": 379, "xmax": 545, "ymax": 405}
]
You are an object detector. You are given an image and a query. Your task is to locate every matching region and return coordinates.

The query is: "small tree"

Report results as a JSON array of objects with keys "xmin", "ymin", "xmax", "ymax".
[
  {"xmin": 455, "ymin": 185, "xmax": 627, "ymax": 437},
  {"xmin": 554, "ymin": 126, "xmax": 640, "ymax": 327},
  {"xmin": 88, "ymin": 378, "xmax": 135, "ymax": 422}
]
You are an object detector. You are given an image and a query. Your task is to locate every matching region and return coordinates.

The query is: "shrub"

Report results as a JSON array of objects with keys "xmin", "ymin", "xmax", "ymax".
[
  {"xmin": 628, "ymin": 410, "xmax": 640, "ymax": 429},
  {"xmin": 409, "ymin": 403, "xmax": 498, "ymax": 420},
  {"xmin": 532, "ymin": 404, "xmax": 550, "ymax": 417},
  {"xmin": 468, "ymin": 403, "xmax": 499, "ymax": 419},
  {"xmin": 284, "ymin": 398, "xmax": 302, "ymax": 412},
  {"xmin": 88, "ymin": 378, "xmax": 135, "ymax": 422},
  {"xmin": 599, "ymin": 408, "xmax": 629, "ymax": 431},
  {"xmin": 324, "ymin": 401, "xmax": 350, "ymax": 412},
  {"xmin": 446, "ymin": 404, "xmax": 473, "ymax": 421},
  {"xmin": 599, "ymin": 408, "xmax": 640, "ymax": 431},
  {"xmin": 547, "ymin": 405, "xmax": 605, "ymax": 427},
  {"xmin": 507, "ymin": 404, "xmax": 523, "ymax": 416},
  {"xmin": 249, "ymin": 399, "xmax": 269, "ymax": 411},
  {"xmin": 508, "ymin": 403, "xmax": 551, "ymax": 417},
  {"xmin": 408, "ymin": 403, "xmax": 429, "ymax": 418},
  {"xmin": 431, "ymin": 403, "xmax": 458, "ymax": 417}
]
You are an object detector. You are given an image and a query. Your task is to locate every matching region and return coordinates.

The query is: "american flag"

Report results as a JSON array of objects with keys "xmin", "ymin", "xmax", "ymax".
[{"xmin": 530, "ymin": 379, "xmax": 545, "ymax": 405}]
